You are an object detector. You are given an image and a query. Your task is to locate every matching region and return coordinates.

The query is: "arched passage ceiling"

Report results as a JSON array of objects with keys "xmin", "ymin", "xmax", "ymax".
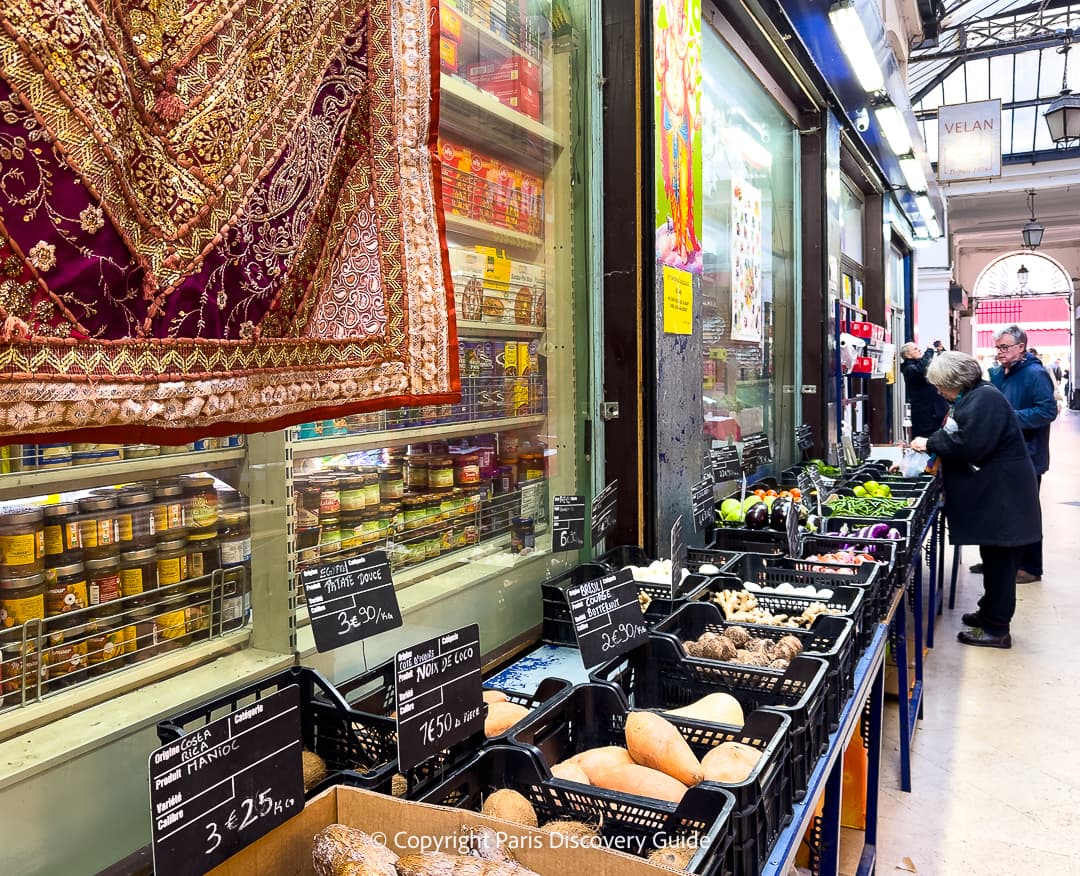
[{"xmin": 973, "ymin": 251, "xmax": 1073, "ymax": 296}]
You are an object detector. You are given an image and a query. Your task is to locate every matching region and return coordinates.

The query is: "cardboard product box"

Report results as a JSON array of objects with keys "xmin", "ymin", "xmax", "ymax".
[
  {"xmin": 479, "ymin": 80, "xmax": 541, "ymax": 120},
  {"xmin": 208, "ymin": 785, "xmax": 687, "ymax": 876},
  {"xmin": 466, "ymin": 56, "xmax": 542, "ymax": 90},
  {"xmin": 468, "ymin": 149, "xmax": 501, "ymax": 225},
  {"xmin": 440, "ymin": 35, "xmax": 460, "ymax": 73},
  {"xmin": 440, "ymin": 1, "xmax": 463, "ymax": 41},
  {"xmin": 438, "ymin": 137, "xmax": 473, "ymax": 216}
]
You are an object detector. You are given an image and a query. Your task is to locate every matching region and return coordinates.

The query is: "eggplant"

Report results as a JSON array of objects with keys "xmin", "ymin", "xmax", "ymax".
[
  {"xmin": 744, "ymin": 502, "xmax": 769, "ymax": 530},
  {"xmin": 769, "ymin": 498, "xmax": 792, "ymax": 530},
  {"xmin": 867, "ymin": 523, "xmax": 890, "ymax": 539},
  {"xmin": 887, "ymin": 528, "xmax": 901, "ymax": 540}
]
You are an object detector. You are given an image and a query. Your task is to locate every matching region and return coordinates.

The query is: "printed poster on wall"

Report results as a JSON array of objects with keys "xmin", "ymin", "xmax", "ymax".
[
  {"xmin": 662, "ymin": 266, "xmax": 694, "ymax": 334},
  {"xmin": 654, "ymin": 0, "xmax": 703, "ymax": 274},
  {"xmin": 730, "ymin": 177, "xmax": 762, "ymax": 342}
]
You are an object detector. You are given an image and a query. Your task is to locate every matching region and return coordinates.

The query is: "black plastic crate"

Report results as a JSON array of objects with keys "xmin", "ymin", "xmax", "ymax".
[
  {"xmin": 542, "ymin": 560, "xmax": 712, "ymax": 639},
  {"xmin": 594, "ymin": 637, "xmax": 827, "ymax": 817},
  {"xmin": 323, "ymin": 658, "xmax": 572, "ymax": 794},
  {"xmin": 799, "ymin": 537, "xmax": 896, "ymax": 626},
  {"xmin": 510, "ymin": 682, "xmax": 779, "ymax": 876},
  {"xmin": 156, "ymin": 666, "xmax": 397, "ymax": 796},
  {"xmin": 708, "ymin": 525, "xmax": 792, "ymax": 555},
  {"xmin": 686, "ymin": 548, "xmax": 745, "ymax": 575},
  {"xmin": 821, "ymin": 515, "xmax": 914, "ymax": 566},
  {"xmin": 654, "ymin": 601, "xmax": 853, "ymax": 733},
  {"xmin": 415, "ymin": 743, "xmax": 736, "ymax": 876}
]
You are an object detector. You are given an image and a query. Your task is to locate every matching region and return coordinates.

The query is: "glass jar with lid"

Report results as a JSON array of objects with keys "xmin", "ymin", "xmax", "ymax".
[
  {"xmin": 42, "ymin": 502, "xmax": 81, "ymax": 561},
  {"xmin": 453, "ymin": 453, "xmax": 481, "ymax": 486},
  {"xmin": 358, "ymin": 508, "xmax": 380, "ymax": 545},
  {"xmin": 117, "ymin": 488, "xmax": 156, "ymax": 548},
  {"xmin": 181, "ymin": 475, "xmax": 219, "ymax": 531},
  {"xmin": 155, "ymin": 537, "xmax": 189, "ymax": 594},
  {"xmin": 44, "ymin": 562, "xmax": 88, "ymax": 616},
  {"xmin": 219, "ymin": 511, "xmax": 251, "ymax": 569},
  {"xmin": 319, "ymin": 516, "xmax": 342, "ymax": 559},
  {"xmin": 340, "ymin": 511, "xmax": 365, "ymax": 553},
  {"xmin": 357, "ymin": 466, "xmax": 380, "ymax": 507},
  {"xmin": 1, "ymin": 634, "xmax": 40, "ymax": 698},
  {"xmin": 186, "ymin": 528, "xmax": 220, "ymax": 579},
  {"xmin": 427, "ymin": 454, "xmax": 455, "ymax": 491},
  {"xmin": 293, "ymin": 479, "xmax": 321, "ymax": 530},
  {"xmin": 79, "ymin": 496, "xmax": 120, "ymax": 560},
  {"xmin": 401, "ymin": 495, "xmax": 429, "ymax": 531},
  {"xmin": 45, "ymin": 615, "xmax": 88, "ymax": 689},
  {"xmin": 518, "ymin": 452, "xmax": 545, "ymax": 484},
  {"xmin": 87, "ymin": 609, "xmax": 127, "ymax": 676},
  {"xmin": 378, "ymin": 464, "xmax": 404, "ymax": 501},
  {"xmin": 86, "ymin": 554, "xmax": 122, "ymax": 608},
  {"xmin": 119, "ymin": 548, "xmax": 157, "ymax": 598},
  {"xmin": 404, "ymin": 453, "xmax": 429, "ymax": 490},
  {"xmin": 338, "ymin": 473, "xmax": 366, "ymax": 513},
  {"xmin": 152, "ymin": 482, "xmax": 187, "ymax": 539},
  {"xmin": 0, "ymin": 508, "xmax": 45, "ymax": 576},
  {"xmin": 0, "ymin": 572, "xmax": 46, "ymax": 630},
  {"xmin": 310, "ymin": 474, "xmax": 340, "ymax": 517}
]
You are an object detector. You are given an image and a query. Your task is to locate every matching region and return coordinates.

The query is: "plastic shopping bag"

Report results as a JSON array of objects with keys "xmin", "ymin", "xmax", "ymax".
[{"xmin": 900, "ymin": 449, "xmax": 930, "ymax": 477}]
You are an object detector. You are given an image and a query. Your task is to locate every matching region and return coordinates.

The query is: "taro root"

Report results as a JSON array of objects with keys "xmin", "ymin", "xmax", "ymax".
[{"xmin": 722, "ymin": 626, "xmax": 751, "ymax": 647}]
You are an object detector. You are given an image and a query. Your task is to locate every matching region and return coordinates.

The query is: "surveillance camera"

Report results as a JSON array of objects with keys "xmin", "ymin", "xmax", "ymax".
[{"xmin": 853, "ymin": 108, "xmax": 870, "ymax": 133}]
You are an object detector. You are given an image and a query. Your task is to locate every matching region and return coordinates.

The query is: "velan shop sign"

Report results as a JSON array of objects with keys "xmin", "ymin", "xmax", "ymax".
[{"xmin": 938, "ymin": 100, "xmax": 1002, "ymax": 181}]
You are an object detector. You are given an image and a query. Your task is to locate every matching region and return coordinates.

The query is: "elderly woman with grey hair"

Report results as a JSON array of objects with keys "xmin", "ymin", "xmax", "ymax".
[{"xmin": 909, "ymin": 351, "xmax": 1040, "ymax": 649}]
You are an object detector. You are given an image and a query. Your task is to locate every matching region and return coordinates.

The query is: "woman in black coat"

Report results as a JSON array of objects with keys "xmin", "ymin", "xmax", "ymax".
[{"xmin": 909, "ymin": 351, "xmax": 1040, "ymax": 649}]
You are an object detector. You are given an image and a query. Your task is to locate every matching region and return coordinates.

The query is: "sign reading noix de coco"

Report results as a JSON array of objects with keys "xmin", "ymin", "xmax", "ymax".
[{"xmin": 937, "ymin": 100, "xmax": 1001, "ymax": 181}]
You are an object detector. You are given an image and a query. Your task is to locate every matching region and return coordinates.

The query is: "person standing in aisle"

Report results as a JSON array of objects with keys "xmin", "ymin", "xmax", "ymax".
[
  {"xmin": 910, "ymin": 352, "xmax": 1040, "ymax": 648},
  {"xmin": 900, "ymin": 340, "xmax": 950, "ymax": 438},
  {"xmin": 967, "ymin": 326, "xmax": 1057, "ymax": 583}
]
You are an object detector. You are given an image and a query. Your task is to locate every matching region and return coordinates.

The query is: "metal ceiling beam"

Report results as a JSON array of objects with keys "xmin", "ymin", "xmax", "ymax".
[
  {"xmin": 910, "ymin": 31, "xmax": 1066, "ymax": 61},
  {"xmin": 910, "ymin": 57, "xmax": 965, "ymax": 103},
  {"xmin": 916, "ymin": 94, "xmax": 1071, "ymax": 117},
  {"xmin": 939, "ymin": 0, "xmax": 1080, "ymax": 32}
]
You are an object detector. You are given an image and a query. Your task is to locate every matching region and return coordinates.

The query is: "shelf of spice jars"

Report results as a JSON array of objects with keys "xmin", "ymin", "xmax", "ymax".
[
  {"xmin": 0, "ymin": 448, "xmax": 247, "ymax": 504},
  {"xmin": 291, "ymin": 415, "xmax": 546, "ymax": 459}
]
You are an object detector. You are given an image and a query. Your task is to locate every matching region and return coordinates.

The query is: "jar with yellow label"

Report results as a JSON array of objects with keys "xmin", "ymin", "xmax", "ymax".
[
  {"xmin": 45, "ymin": 561, "xmax": 88, "ymax": 616},
  {"xmin": 383, "ymin": 502, "xmax": 403, "ymax": 535},
  {"xmin": 401, "ymin": 496, "xmax": 428, "ymax": 531},
  {"xmin": 0, "ymin": 572, "xmax": 45, "ymax": 631},
  {"xmin": 181, "ymin": 475, "xmax": 219, "ymax": 531},
  {"xmin": 187, "ymin": 528, "xmax": 220, "ymax": 579},
  {"xmin": 378, "ymin": 464, "xmax": 404, "ymax": 501},
  {"xmin": 119, "ymin": 548, "xmax": 157, "ymax": 598},
  {"xmin": 1, "ymin": 636, "xmax": 39, "ymax": 698},
  {"xmin": 375, "ymin": 504, "xmax": 395, "ymax": 541},
  {"xmin": 518, "ymin": 452, "xmax": 545, "ymax": 484},
  {"xmin": 156, "ymin": 538, "xmax": 189, "ymax": 593},
  {"xmin": 43, "ymin": 502, "xmax": 81, "ymax": 561},
  {"xmin": 155, "ymin": 594, "xmax": 189, "ymax": 651},
  {"xmin": 0, "ymin": 508, "xmax": 45, "ymax": 576},
  {"xmin": 86, "ymin": 555, "xmax": 122, "ymax": 608},
  {"xmin": 78, "ymin": 495, "xmax": 120, "ymax": 559},
  {"xmin": 117, "ymin": 488, "xmax": 156, "ymax": 548},
  {"xmin": 126, "ymin": 603, "xmax": 158, "ymax": 663},
  {"xmin": 152, "ymin": 482, "xmax": 187, "ymax": 539}
]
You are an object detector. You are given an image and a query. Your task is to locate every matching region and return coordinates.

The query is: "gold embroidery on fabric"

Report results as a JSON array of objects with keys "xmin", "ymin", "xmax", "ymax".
[
  {"xmin": 79, "ymin": 205, "xmax": 105, "ymax": 233},
  {"xmin": 28, "ymin": 241, "xmax": 56, "ymax": 272}
]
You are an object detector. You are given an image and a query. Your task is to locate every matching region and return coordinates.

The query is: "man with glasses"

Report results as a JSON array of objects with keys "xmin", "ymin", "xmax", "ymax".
[{"xmin": 970, "ymin": 326, "xmax": 1057, "ymax": 583}]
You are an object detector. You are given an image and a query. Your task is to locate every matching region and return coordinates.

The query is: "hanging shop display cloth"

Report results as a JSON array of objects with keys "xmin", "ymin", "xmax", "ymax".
[{"xmin": 0, "ymin": 0, "xmax": 459, "ymax": 442}]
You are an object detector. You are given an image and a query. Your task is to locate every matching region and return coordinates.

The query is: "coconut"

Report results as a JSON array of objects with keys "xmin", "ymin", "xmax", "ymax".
[{"xmin": 481, "ymin": 789, "xmax": 538, "ymax": 827}]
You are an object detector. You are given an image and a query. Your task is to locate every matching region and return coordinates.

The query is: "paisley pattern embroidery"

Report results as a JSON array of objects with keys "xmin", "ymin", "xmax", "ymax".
[{"xmin": 0, "ymin": 0, "xmax": 457, "ymax": 440}]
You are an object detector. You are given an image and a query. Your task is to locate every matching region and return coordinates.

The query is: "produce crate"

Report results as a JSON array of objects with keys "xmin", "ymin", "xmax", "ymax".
[
  {"xmin": 542, "ymin": 560, "xmax": 714, "ymax": 640},
  {"xmin": 719, "ymin": 552, "xmax": 877, "ymax": 652},
  {"xmin": 156, "ymin": 666, "xmax": 398, "ymax": 797},
  {"xmin": 683, "ymin": 548, "xmax": 745, "ymax": 575},
  {"xmin": 594, "ymin": 637, "xmax": 826, "ymax": 814},
  {"xmin": 510, "ymin": 682, "xmax": 780, "ymax": 876},
  {"xmin": 653, "ymin": 601, "xmax": 854, "ymax": 733},
  {"xmin": 415, "ymin": 742, "xmax": 737, "ymax": 876},
  {"xmin": 707, "ymin": 525, "xmax": 792, "ymax": 555},
  {"xmin": 799, "ymin": 536, "xmax": 897, "ymax": 625},
  {"xmin": 821, "ymin": 515, "xmax": 915, "ymax": 566}
]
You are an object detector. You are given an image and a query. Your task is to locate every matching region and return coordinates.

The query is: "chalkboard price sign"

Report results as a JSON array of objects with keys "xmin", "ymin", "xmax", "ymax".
[
  {"xmin": 566, "ymin": 569, "xmax": 648, "ymax": 669},
  {"xmin": 785, "ymin": 501, "xmax": 801, "ymax": 558},
  {"xmin": 591, "ymin": 481, "xmax": 619, "ymax": 546},
  {"xmin": 691, "ymin": 477, "xmax": 715, "ymax": 532},
  {"xmin": 552, "ymin": 495, "xmax": 587, "ymax": 553},
  {"xmin": 148, "ymin": 686, "xmax": 304, "ymax": 876},
  {"xmin": 670, "ymin": 515, "xmax": 686, "ymax": 598},
  {"xmin": 394, "ymin": 624, "xmax": 484, "ymax": 773},
  {"xmin": 711, "ymin": 446, "xmax": 742, "ymax": 481},
  {"xmin": 796, "ymin": 424, "xmax": 815, "ymax": 452},
  {"xmin": 300, "ymin": 550, "xmax": 402, "ymax": 653}
]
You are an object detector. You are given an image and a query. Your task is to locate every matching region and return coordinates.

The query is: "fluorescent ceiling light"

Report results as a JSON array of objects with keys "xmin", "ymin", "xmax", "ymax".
[
  {"xmin": 915, "ymin": 194, "xmax": 934, "ymax": 218},
  {"xmin": 874, "ymin": 105, "xmax": 912, "ymax": 156},
  {"xmin": 828, "ymin": 2, "xmax": 885, "ymax": 93},
  {"xmin": 725, "ymin": 127, "xmax": 772, "ymax": 168},
  {"xmin": 899, "ymin": 155, "xmax": 927, "ymax": 192},
  {"xmin": 925, "ymin": 215, "xmax": 942, "ymax": 238}
]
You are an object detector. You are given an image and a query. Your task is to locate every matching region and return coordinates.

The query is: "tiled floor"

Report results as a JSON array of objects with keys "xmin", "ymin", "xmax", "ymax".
[{"xmin": 874, "ymin": 408, "xmax": 1080, "ymax": 875}]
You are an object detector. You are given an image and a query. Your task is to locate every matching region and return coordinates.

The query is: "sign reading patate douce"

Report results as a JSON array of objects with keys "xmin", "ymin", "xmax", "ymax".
[{"xmin": 937, "ymin": 100, "xmax": 1001, "ymax": 181}]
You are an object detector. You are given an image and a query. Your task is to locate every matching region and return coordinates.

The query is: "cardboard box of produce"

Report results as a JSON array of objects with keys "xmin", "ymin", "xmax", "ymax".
[{"xmin": 208, "ymin": 785, "xmax": 691, "ymax": 875}]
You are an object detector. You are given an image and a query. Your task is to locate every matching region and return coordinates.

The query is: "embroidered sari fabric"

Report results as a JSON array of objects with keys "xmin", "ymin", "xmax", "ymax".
[{"xmin": 0, "ymin": 0, "xmax": 458, "ymax": 442}]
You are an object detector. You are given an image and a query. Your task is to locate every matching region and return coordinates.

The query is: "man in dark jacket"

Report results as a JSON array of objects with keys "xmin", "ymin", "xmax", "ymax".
[
  {"xmin": 983, "ymin": 325, "xmax": 1057, "ymax": 583},
  {"xmin": 900, "ymin": 341, "xmax": 949, "ymax": 438}
]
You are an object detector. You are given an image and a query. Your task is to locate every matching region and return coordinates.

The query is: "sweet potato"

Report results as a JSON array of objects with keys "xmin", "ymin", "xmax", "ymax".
[
  {"xmin": 701, "ymin": 741, "xmax": 762, "ymax": 783},
  {"xmin": 550, "ymin": 760, "xmax": 590, "ymax": 784},
  {"xmin": 484, "ymin": 702, "xmax": 530, "ymax": 738},
  {"xmin": 590, "ymin": 763, "xmax": 688, "ymax": 805},
  {"xmin": 483, "ymin": 689, "xmax": 509, "ymax": 705},
  {"xmin": 567, "ymin": 745, "xmax": 634, "ymax": 782},
  {"xmin": 664, "ymin": 692, "xmax": 745, "ymax": 728},
  {"xmin": 624, "ymin": 711, "xmax": 703, "ymax": 786}
]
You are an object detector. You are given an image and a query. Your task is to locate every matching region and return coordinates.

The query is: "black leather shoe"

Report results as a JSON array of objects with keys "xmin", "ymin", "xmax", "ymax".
[
  {"xmin": 969, "ymin": 563, "xmax": 983, "ymax": 574},
  {"xmin": 957, "ymin": 628, "xmax": 1011, "ymax": 649},
  {"xmin": 961, "ymin": 611, "xmax": 984, "ymax": 627}
]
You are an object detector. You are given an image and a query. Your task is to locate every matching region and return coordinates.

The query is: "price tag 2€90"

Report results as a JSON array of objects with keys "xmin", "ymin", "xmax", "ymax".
[
  {"xmin": 148, "ymin": 685, "xmax": 305, "ymax": 876},
  {"xmin": 394, "ymin": 624, "xmax": 484, "ymax": 774},
  {"xmin": 566, "ymin": 569, "xmax": 648, "ymax": 669}
]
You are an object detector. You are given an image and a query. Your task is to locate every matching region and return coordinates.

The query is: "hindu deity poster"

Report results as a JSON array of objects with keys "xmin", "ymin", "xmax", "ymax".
[{"xmin": 730, "ymin": 177, "xmax": 762, "ymax": 342}]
